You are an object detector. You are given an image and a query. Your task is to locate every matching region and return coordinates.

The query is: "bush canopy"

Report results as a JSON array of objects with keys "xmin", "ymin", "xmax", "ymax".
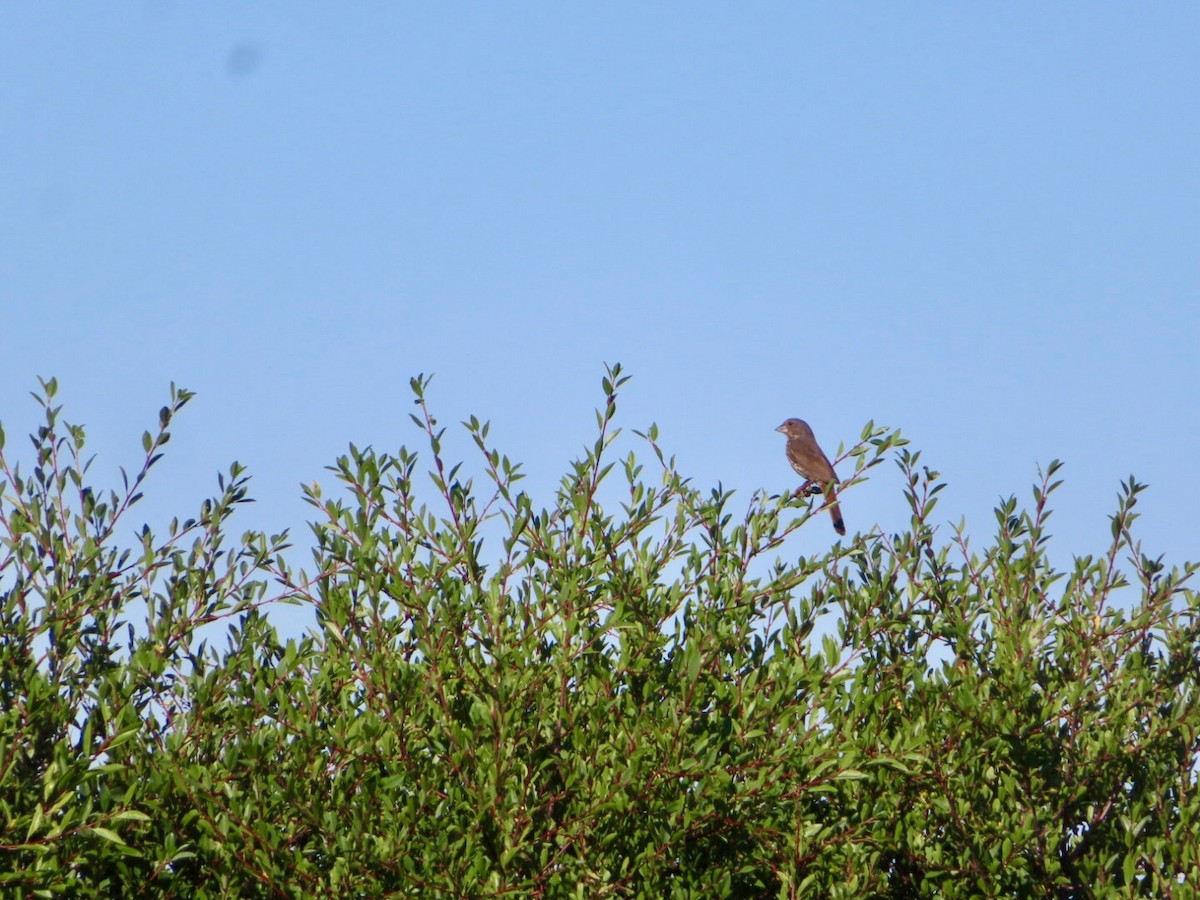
[{"xmin": 1, "ymin": 367, "xmax": 1197, "ymax": 897}]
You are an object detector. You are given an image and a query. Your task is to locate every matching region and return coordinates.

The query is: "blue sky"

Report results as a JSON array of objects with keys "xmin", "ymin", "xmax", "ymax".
[{"xmin": 2, "ymin": 6, "xmax": 1197, "ymax": 637}]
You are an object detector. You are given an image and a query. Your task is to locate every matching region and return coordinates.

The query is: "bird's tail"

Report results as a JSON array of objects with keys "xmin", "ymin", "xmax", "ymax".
[{"xmin": 823, "ymin": 486, "xmax": 846, "ymax": 536}]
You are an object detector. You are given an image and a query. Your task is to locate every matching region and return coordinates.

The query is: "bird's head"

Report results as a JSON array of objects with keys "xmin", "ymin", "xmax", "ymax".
[{"xmin": 775, "ymin": 418, "xmax": 812, "ymax": 439}]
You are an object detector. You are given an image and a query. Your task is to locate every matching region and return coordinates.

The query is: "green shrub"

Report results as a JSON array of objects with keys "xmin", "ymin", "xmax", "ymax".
[{"xmin": 1, "ymin": 368, "xmax": 1196, "ymax": 897}]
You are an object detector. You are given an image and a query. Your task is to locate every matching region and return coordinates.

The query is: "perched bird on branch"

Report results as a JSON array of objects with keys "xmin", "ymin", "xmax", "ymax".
[{"xmin": 776, "ymin": 418, "xmax": 845, "ymax": 536}]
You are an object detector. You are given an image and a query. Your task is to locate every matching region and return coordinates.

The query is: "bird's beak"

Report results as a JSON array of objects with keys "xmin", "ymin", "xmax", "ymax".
[{"xmin": 775, "ymin": 424, "xmax": 786, "ymax": 434}]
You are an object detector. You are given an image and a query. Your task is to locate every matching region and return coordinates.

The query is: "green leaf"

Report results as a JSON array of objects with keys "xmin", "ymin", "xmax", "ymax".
[{"xmin": 87, "ymin": 826, "xmax": 127, "ymax": 846}]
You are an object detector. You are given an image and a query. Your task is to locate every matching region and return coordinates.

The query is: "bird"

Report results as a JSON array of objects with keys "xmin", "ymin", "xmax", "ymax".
[{"xmin": 776, "ymin": 418, "xmax": 845, "ymax": 535}]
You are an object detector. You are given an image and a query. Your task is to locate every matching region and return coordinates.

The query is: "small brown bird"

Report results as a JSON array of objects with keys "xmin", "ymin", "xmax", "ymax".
[{"xmin": 776, "ymin": 418, "xmax": 845, "ymax": 535}]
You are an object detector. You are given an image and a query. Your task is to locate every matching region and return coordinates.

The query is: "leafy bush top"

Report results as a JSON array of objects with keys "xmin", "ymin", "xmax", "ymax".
[{"xmin": 1, "ymin": 367, "xmax": 1197, "ymax": 898}]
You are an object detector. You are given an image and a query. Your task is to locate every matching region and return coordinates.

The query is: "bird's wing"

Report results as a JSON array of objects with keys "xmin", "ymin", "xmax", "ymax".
[{"xmin": 786, "ymin": 438, "xmax": 837, "ymax": 483}]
